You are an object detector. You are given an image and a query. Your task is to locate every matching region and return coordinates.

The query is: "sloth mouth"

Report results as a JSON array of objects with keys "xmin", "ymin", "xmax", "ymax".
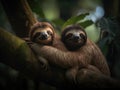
[
  {"xmin": 67, "ymin": 40, "xmax": 82, "ymax": 45},
  {"xmin": 71, "ymin": 39, "xmax": 83, "ymax": 43},
  {"xmin": 36, "ymin": 37, "xmax": 52, "ymax": 45},
  {"xmin": 34, "ymin": 36, "xmax": 51, "ymax": 44},
  {"xmin": 39, "ymin": 36, "xmax": 48, "ymax": 40},
  {"xmin": 39, "ymin": 37, "xmax": 48, "ymax": 40},
  {"xmin": 38, "ymin": 35, "xmax": 51, "ymax": 40}
]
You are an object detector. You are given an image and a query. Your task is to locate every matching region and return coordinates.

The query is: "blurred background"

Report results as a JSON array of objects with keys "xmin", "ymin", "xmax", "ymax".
[{"xmin": 0, "ymin": 0, "xmax": 120, "ymax": 90}]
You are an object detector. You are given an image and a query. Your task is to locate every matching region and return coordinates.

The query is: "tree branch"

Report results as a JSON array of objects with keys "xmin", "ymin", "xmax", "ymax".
[
  {"xmin": 0, "ymin": 28, "xmax": 67, "ymax": 88},
  {"xmin": 0, "ymin": 28, "xmax": 39, "ymax": 77},
  {"xmin": 20, "ymin": 0, "xmax": 37, "ymax": 26},
  {"xmin": 0, "ymin": 0, "xmax": 28, "ymax": 37}
]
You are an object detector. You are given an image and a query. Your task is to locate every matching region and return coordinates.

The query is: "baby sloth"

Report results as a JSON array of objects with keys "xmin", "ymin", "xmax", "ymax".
[
  {"xmin": 29, "ymin": 22, "xmax": 68, "ymax": 69},
  {"xmin": 29, "ymin": 22, "xmax": 66, "ymax": 51},
  {"xmin": 29, "ymin": 22, "xmax": 54, "ymax": 45},
  {"xmin": 29, "ymin": 22, "xmax": 57, "ymax": 69}
]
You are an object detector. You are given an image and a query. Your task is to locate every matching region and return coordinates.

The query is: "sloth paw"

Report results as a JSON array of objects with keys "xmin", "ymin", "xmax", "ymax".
[{"xmin": 38, "ymin": 56, "xmax": 49, "ymax": 71}]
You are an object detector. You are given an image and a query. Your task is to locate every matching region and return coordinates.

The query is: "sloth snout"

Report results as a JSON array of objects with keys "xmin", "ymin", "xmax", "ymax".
[{"xmin": 73, "ymin": 36, "xmax": 80, "ymax": 40}]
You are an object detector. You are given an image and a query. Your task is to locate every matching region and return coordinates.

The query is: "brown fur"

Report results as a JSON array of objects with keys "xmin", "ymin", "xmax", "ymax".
[
  {"xmin": 29, "ymin": 22, "xmax": 89, "ymax": 81},
  {"xmin": 61, "ymin": 25, "xmax": 110, "ymax": 76},
  {"xmin": 29, "ymin": 22, "xmax": 68, "ymax": 67},
  {"xmin": 32, "ymin": 38, "xmax": 110, "ymax": 75},
  {"xmin": 29, "ymin": 23, "xmax": 110, "ymax": 83}
]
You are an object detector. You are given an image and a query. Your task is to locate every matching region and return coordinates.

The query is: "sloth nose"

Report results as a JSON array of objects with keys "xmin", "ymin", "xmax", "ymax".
[
  {"xmin": 40, "ymin": 33, "xmax": 48, "ymax": 40},
  {"xmin": 73, "ymin": 36, "xmax": 80, "ymax": 40}
]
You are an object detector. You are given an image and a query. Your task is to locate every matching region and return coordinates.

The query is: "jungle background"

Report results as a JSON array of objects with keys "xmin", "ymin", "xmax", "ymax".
[{"xmin": 0, "ymin": 0, "xmax": 120, "ymax": 89}]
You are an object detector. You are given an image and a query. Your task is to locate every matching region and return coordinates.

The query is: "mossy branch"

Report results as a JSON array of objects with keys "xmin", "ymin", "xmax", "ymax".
[
  {"xmin": 0, "ymin": 28, "xmax": 67, "ymax": 88},
  {"xmin": 0, "ymin": 28, "xmax": 39, "ymax": 77}
]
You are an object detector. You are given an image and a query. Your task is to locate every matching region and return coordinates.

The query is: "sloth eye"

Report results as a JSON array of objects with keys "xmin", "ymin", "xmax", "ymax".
[
  {"xmin": 66, "ymin": 33, "xmax": 73, "ymax": 39},
  {"xmin": 32, "ymin": 32, "xmax": 41, "ymax": 42},
  {"xmin": 80, "ymin": 33, "xmax": 85, "ymax": 39},
  {"xmin": 34, "ymin": 32, "xmax": 41, "ymax": 38},
  {"xmin": 47, "ymin": 31, "xmax": 52, "ymax": 35}
]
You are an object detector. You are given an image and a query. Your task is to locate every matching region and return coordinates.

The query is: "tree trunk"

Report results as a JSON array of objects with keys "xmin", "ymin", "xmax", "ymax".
[
  {"xmin": 103, "ymin": 0, "xmax": 120, "ymax": 18},
  {"xmin": 0, "ymin": 0, "xmax": 37, "ymax": 37}
]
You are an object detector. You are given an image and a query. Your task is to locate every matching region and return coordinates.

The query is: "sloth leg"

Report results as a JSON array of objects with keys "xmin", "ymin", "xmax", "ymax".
[{"xmin": 65, "ymin": 66, "xmax": 79, "ymax": 84}]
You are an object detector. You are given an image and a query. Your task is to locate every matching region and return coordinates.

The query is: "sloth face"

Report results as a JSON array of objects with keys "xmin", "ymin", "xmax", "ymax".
[
  {"xmin": 32, "ymin": 28, "xmax": 53, "ymax": 45},
  {"xmin": 64, "ymin": 29, "xmax": 87, "ymax": 50}
]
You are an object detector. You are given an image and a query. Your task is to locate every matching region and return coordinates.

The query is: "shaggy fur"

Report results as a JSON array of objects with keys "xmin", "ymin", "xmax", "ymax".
[{"xmin": 29, "ymin": 23, "xmax": 110, "ymax": 82}]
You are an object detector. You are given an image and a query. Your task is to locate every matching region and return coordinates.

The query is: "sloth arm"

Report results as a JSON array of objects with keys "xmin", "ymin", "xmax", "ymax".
[
  {"xmin": 30, "ymin": 43, "xmax": 89, "ymax": 69},
  {"xmin": 91, "ymin": 42, "xmax": 111, "ymax": 76}
]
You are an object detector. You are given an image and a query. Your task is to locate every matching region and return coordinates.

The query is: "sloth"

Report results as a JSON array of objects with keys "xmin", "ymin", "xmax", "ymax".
[
  {"xmin": 61, "ymin": 24, "xmax": 110, "ymax": 78},
  {"xmin": 29, "ymin": 23, "xmax": 110, "ymax": 82},
  {"xmin": 28, "ymin": 22, "xmax": 68, "ymax": 70},
  {"xmin": 29, "ymin": 22, "xmax": 54, "ymax": 45},
  {"xmin": 29, "ymin": 22, "xmax": 67, "ymax": 50}
]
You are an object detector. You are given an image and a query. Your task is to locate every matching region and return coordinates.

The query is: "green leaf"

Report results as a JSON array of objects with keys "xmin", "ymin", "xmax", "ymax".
[
  {"xmin": 62, "ymin": 13, "xmax": 89, "ymax": 29},
  {"xmin": 79, "ymin": 20, "xmax": 93, "ymax": 28}
]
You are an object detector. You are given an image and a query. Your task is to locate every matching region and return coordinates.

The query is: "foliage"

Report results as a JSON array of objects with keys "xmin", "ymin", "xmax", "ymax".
[
  {"xmin": 62, "ymin": 13, "xmax": 93, "ymax": 28},
  {"xmin": 97, "ymin": 17, "xmax": 120, "ymax": 55},
  {"xmin": 97, "ymin": 17, "xmax": 120, "ymax": 78}
]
